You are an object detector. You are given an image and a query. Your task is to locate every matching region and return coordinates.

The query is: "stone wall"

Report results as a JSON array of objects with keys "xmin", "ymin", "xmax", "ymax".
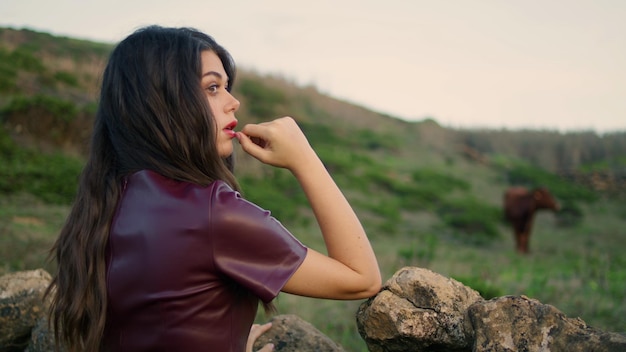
[
  {"xmin": 356, "ymin": 267, "xmax": 626, "ymax": 352},
  {"xmin": 2, "ymin": 268, "xmax": 625, "ymax": 351}
]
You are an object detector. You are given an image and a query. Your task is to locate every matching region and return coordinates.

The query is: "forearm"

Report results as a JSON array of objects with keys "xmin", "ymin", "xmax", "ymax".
[{"xmin": 291, "ymin": 153, "xmax": 380, "ymax": 282}]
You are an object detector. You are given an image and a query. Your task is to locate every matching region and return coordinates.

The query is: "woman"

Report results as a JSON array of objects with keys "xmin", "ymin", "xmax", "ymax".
[{"xmin": 47, "ymin": 25, "xmax": 381, "ymax": 352}]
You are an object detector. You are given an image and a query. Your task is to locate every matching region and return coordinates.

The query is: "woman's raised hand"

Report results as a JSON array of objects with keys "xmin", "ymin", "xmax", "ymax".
[{"xmin": 236, "ymin": 117, "xmax": 316, "ymax": 172}]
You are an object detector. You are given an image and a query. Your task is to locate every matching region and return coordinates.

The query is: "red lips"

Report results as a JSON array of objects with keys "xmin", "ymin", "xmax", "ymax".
[{"xmin": 223, "ymin": 120, "xmax": 237, "ymax": 138}]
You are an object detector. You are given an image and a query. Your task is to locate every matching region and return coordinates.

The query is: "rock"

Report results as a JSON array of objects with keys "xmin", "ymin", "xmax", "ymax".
[
  {"xmin": 253, "ymin": 314, "xmax": 345, "ymax": 352},
  {"xmin": 467, "ymin": 295, "xmax": 626, "ymax": 352},
  {"xmin": 356, "ymin": 266, "xmax": 483, "ymax": 351},
  {"xmin": 0, "ymin": 269, "xmax": 51, "ymax": 351},
  {"xmin": 25, "ymin": 315, "xmax": 64, "ymax": 352}
]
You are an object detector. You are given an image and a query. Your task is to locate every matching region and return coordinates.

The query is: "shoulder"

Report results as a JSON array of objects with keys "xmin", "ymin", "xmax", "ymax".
[
  {"xmin": 210, "ymin": 179, "xmax": 238, "ymax": 197},
  {"xmin": 209, "ymin": 181, "xmax": 271, "ymax": 226},
  {"xmin": 127, "ymin": 169, "xmax": 230, "ymax": 197}
]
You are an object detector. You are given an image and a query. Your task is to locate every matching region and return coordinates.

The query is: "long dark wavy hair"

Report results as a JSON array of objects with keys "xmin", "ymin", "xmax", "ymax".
[{"xmin": 46, "ymin": 25, "xmax": 240, "ymax": 352}]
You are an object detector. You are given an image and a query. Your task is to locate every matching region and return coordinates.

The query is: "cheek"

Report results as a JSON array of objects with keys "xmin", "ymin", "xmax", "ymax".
[
  {"xmin": 209, "ymin": 97, "xmax": 227, "ymax": 119},
  {"xmin": 207, "ymin": 97, "xmax": 217, "ymax": 115}
]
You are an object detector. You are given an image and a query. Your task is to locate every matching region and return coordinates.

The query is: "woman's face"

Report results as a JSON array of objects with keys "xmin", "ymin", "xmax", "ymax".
[{"xmin": 201, "ymin": 50, "xmax": 240, "ymax": 157}]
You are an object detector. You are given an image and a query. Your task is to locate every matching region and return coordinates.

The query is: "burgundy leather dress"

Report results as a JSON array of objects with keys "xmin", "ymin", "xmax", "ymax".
[{"xmin": 103, "ymin": 170, "xmax": 307, "ymax": 351}]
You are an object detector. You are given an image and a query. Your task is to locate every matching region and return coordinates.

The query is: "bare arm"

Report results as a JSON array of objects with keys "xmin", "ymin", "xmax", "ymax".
[{"xmin": 236, "ymin": 117, "xmax": 381, "ymax": 299}]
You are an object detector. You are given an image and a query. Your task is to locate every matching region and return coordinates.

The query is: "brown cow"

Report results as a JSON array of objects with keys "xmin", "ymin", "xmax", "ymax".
[{"xmin": 503, "ymin": 187, "xmax": 560, "ymax": 254}]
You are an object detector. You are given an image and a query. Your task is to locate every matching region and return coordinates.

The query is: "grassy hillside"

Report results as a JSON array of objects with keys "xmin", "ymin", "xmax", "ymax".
[{"xmin": 1, "ymin": 27, "xmax": 625, "ymax": 350}]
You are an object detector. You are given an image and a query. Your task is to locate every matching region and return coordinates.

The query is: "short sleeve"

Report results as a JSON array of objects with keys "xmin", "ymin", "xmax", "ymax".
[{"xmin": 209, "ymin": 182, "xmax": 307, "ymax": 303}]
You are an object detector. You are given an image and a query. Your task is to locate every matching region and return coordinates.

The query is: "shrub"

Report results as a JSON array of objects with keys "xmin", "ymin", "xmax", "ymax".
[
  {"xmin": 0, "ymin": 95, "xmax": 92, "ymax": 150},
  {"xmin": 363, "ymin": 168, "xmax": 471, "ymax": 212},
  {"xmin": 1, "ymin": 94, "xmax": 78, "ymax": 123},
  {"xmin": 436, "ymin": 197, "xmax": 501, "ymax": 244},
  {"xmin": 410, "ymin": 169, "xmax": 471, "ymax": 194},
  {"xmin": 506, "ymin": 164, "xmax": 597, "ymax": 204},
  {"xmin": 0, "ymin": 49, "xmax": 18, "ymax": 92},
  {"xmin": 0, "ymin": 128, "xmax": 83, "ymax": 204},
  {"xmin": 299, "ymin": 122, "xmax": 342, "ymax": 146},
  {"xmin": 453, "ymin": 276, "xmax": 503, "ymax": 299},
  {"xmin": 397, "ymin": 233, "xmax": 438, "ymax": 266},
  {"xmin": 238, "ymin": 169, "xmax": 308, "ymax": 224},
  {"xmin": 351, "ymin": 129, "xmax": 400, "ymax": 151},
  {"xmin": 236, "ymin": 78, "xmax": 286, "ymax": 119},
  {"xmin": 8, "ymin": 48, "xmax": 45, "ymax": 73},
  {"xmin": 53, "ymin": 71, "xmax": 79, "ymax": 87},
  {"xmin": 555, "ymin": 201, "xmax": 584, "ymax": 228}
]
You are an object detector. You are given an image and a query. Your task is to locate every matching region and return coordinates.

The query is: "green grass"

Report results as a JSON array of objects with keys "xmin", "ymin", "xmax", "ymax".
[{"xmin": 0, "ymin": 193, "xmax": 67, "ymax": 275}]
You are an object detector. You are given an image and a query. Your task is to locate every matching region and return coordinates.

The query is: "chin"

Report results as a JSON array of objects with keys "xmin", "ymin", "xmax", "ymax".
[
  {"xmin": 218, "ymin": 146, "xmax": 233, "ymax": 158},
  {"xmin": 217, "ymin": 141, "xmax": 234, "ymax": 158}
]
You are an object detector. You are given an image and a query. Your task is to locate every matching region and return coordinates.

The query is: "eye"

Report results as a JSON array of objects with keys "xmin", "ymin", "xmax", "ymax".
[{"xmin": 206, "ymin": 84, "xmax": 219, "ymax": 95}]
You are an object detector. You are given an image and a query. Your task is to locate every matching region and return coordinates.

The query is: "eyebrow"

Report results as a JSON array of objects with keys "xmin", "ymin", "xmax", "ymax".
[{"xmin": 202, "ymin": 71, "xmax": 226, "ymax": 80}]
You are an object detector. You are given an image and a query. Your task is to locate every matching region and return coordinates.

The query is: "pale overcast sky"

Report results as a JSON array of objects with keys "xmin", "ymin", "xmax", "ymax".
[{"xmin": 1, "ymin": 0, "xmax": 625, "ymax": 133}]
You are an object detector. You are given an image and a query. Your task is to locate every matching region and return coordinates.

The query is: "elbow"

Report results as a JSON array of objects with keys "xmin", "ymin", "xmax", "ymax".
[
  {"xmin": 363, "ymin": 282, "xmax": 383, "ymax": 298},
  {"xmin": 369, "ymin": 276, "xmax": 383, "ymax": 296},
  {"xmin": 355, "ymin": 275, "xmax": 383, "ymax": 299}
]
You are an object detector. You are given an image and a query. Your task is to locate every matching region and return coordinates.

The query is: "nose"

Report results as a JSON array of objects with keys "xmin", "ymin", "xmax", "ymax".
[{"xmin": 226, "ymin": 93, "xmax": 240, "ymax": 113}]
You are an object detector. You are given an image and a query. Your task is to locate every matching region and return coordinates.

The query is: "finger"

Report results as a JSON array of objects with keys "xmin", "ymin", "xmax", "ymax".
[
  {"xmin": 246, "ymin": 322, "xmax": 274, "ymax": 352},
  {"xmin": 257, "ymin": 343, "xmax": 275, "ymax": 352},
  {"xmin": 253, "ymin": 322, "xmax": 273, "ymax": 336},
  {"xmin": 248, "ymin": 322, "xmax": 272, "ymax": 341},
  {"xmin": 236, "ymin": 132, "xmax": 269, "ymax": 161},
  {"xmin": 247, "ymin": 323, "xmax": 272, "ymax": 343},
  {"xmin": 236, "ymin": 132, "xmax": 260, "ymax": 151},
  {"xmin": 250, "ymin": 136, "xmax": 267, "ymax": 148},
  {"xmin": 240, "ymin": 123, "xmax": 270, "ymax": 140}
]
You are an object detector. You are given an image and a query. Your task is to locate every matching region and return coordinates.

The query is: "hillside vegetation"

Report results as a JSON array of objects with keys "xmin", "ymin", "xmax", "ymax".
[{"xmin": 1, "ymin": 27, "xmax": 625, "ymax": 350}]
